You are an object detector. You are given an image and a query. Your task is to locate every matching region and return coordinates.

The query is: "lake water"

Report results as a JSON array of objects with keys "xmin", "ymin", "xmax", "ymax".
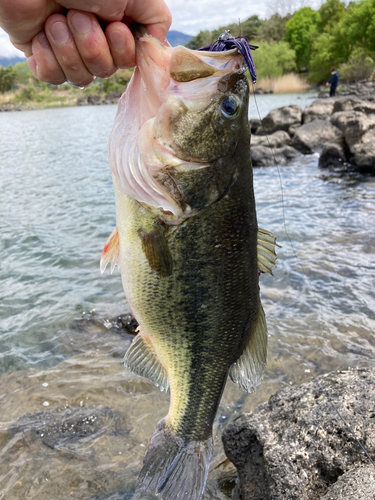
[{"xmin": 0, "ymin": 95, "xmax": 374, "ymax": 500}]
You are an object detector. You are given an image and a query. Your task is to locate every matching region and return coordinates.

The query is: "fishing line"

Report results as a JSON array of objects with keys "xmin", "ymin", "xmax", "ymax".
[{"xmin": 250, "ymin": 82, "xmax": 375, "ymax": 469}]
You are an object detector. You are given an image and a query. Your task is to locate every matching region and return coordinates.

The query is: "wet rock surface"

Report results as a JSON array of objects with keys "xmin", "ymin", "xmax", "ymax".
[
  {"xmin": 250, "ymin": 94, "xmax": 375, "ymax": 173},
  {"xmin": 222, "ymin": 368, "xmax": 375, "ymax": 500}
]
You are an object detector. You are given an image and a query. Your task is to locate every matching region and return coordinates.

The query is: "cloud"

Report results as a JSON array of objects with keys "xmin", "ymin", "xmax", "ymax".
[
  {"xmin": 0, "ymin": 29, "xmax": 25, "ymax": 58},
  {"xmin": 165, "ymin": 0, "xmax": 268, "ymax": 34}
]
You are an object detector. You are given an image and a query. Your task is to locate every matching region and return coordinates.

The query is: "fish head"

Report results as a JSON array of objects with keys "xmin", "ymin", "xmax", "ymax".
[{"xmin": 108, "ymin": 26, "xmax": 250, "ymax": 223}]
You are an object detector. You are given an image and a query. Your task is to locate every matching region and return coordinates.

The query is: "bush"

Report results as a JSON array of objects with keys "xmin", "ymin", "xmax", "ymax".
[
  {"xmin": 339, "ymin": 48, "xmax": 375, "ymax": 81},
  {"xmin": 0, "ymin": 66, "xmax": 17, "ymax": 93}
]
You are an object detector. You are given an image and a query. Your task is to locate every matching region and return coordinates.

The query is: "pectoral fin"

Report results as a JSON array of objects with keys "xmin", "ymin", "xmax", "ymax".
[
  {"xmin": 124, "ymin": 331, "xmax": 169, "ymax": 392},
  {"xmin": 138, "ymin": 227, "xmax": 173, "ymax": 277},
  {"xmin": 229, "ymin": 303, "xmax": 268, "ymax": 393},
  {"xmin": 258, "ymin": 227, "xmax": 280, "ymax": 276},
  {"xmin": 100, "ymin": 227, "xmax": 120, "ymax": 274}
]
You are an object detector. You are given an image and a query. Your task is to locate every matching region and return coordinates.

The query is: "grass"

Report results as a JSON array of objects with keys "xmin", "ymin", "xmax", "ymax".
[{"xmin": 254, "ymin": 73, "xmax": 309, "ymax": 93}]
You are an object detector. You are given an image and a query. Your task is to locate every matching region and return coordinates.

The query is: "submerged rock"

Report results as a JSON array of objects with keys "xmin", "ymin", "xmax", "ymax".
[
  {"xmin": 222, "ymin": 368, "xmax": 375, "ymax": 500},
  {"xmin": 9, "ymin": 406, "xmax": 124, "ymax": 450}
]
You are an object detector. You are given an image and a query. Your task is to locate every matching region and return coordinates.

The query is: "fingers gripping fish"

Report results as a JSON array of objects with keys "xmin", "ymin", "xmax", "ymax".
[{"xmin": 101, "ymin": 25, "xmax": 278, "ymax": 500}]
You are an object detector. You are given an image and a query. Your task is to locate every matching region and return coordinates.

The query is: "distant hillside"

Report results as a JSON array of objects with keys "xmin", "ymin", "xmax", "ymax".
[
  {"xmin": 0, "ymin": 56, "xmax": 26, "ymax": 67},
  {"xmin": 167, "ymin": 30, "xmax": 193, "ymax": 47}
]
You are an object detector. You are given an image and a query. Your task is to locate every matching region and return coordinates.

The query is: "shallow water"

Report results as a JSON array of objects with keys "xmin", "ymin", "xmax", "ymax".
[{"xmin": 0, "ymin": 100, "xmax": 374, "ymax": 499}]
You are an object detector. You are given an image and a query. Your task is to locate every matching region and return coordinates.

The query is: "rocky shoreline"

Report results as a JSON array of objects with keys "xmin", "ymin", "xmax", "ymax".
[
  {"xmin": 223, "ymin": 368, "xmax": 375, "ymax": 500},
  {"xmin": 250, "ymin": 95, "xmax": 375, "ymax": 175}
]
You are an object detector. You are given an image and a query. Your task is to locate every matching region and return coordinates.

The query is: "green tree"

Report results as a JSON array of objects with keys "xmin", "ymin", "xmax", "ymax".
[
  {"xmin": 257, "ymin": 13, "xmax": 292, "ymax": 42},
  {"xmin": 318, "ymin": 0, "xmax": 346, "ymax": 31},
  {"xmin": 336, "ymin": 0, "xmax": 375, "ymax": 52},
  {"xmin": 284, "ymin": 7, "xmax": 320, "ymax": 70},
  {"xmin": 0, "ymin": 65, "xmax": 17, "ymax": 93},
  {"xmin": 252, "ymin": 40, "xmax": 296, "ymax": 78},
  {"xmin": 308, "ymin": 32, "xmax": 338, "ymax": 82}
]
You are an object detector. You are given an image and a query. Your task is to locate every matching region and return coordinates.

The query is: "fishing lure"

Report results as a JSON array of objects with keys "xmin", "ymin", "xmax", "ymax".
[{"xmin": 198, "ymin": 30, "xmax": 258, "ymax": 83}]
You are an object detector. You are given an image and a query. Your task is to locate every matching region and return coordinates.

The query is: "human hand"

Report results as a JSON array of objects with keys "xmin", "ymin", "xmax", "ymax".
[{"xmin": 0, "ymin": 0, "xmax": 172, "ymax": 86}]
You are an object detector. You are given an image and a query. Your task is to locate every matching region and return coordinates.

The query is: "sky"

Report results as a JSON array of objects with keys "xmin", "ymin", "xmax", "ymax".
[{"xmin": 0, "ymin": 0, "xmax": 272, "ymax": 58}]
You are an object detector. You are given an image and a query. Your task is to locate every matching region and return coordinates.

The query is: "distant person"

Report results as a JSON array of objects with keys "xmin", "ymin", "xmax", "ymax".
[
  {"xmin": 0, "ymin": 0, "xmax": 171, "ymax": 86},
  {"xmin": 326, "ymin": 67, "xmax": 339, "ymax": 97}
]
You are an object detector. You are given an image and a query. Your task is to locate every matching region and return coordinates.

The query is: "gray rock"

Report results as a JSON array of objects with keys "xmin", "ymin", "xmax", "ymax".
[
  {"xmin": 222, "ymin": 368, "xmax": 375, "ymax": 500},
  {"xmin": 303, "ymin": 99, "xmax": 335, "ymax": 124},
  {"xmin": 291, "ymin": 119, "xmax": 344, "ymax": 154},
  {"xmin": 319, "ymin": 143, "xmax": 348, "ymax": 169},
  {"xmin": 250, "ymin": 119, "xmax": 261, "ymax": 135},
  {"xmin": 350, "ymin": 129, "xmax": 375, "ymax": 172},
  {"xmin": 251, "ymin": 130, "xmax": 291, "ymax": 148},
  {"xmin": 353, "ymin": 100, "xmax": 375, "ymax": 114},
  {"xmin": 320, "ymin": 467, "xmax": 375, "ymax": 500},
  {"xmin": 250, "ymin": 143, "xmax": 301, "ymax": 167},
  {"xmin": 333, "ymin": 96, "xmax": 368, "ymax": 113},
  {"xmin": 260, "ymin": 105, "xmax": 302, "ymax": 135},
  {"xmin": 330, "ymin": 111, "xmax": 373, "ymax": 148}
]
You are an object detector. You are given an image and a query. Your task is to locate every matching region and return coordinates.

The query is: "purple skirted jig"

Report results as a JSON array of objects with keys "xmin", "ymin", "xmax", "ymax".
[{"xmin": 198, "ymin": 31, "xmax": 258, "ymax": 84}]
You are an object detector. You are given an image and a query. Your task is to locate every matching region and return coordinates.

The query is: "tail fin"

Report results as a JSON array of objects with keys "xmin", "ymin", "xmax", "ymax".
[{"xmin": 138, "ymin": 418, "xmax": 213, "ymax": 500}]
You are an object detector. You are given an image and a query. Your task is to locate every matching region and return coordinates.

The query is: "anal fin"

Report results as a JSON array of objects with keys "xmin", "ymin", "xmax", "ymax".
[
  {"xmin": 258, "ymin": 227, "xmax": 280, "ymax": 276},
  {"xmin": 100, "ymin": 227, "xmax": 120, "ymax": 274},
  {"xmin": 229, "ymin": 303, "xmax": 268, "ymax": 393},
  {"xmin": 124, "ymin": 331, "xmax": 169, "ymax": 392}
]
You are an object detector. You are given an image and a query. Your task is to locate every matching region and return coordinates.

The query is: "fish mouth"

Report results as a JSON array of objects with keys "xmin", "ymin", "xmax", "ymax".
[{"xmin": 134, "ymin": 25, "xmax": 244, "ymax": 116}]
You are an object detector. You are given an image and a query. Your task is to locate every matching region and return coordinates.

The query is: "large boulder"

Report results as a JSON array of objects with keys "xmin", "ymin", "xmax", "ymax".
[
  {"xmin": 330, "ymin": 111, "xmax": 375, "ymax": 148},
  {"xmin": 291, "ymin": 119, "xmax": 344, "ymax": 154},
  {"xmin": 320, "ymin": 467, "xmax": 375, "ymax": 500},
  {"xmin": 303, "ymin": 98, "xmax": 335, "ymax": 124},
  {"xmin": 222, "ymin": 368, "xmax": 375, "ymax": 500},
  {"xmin": 258, "ymin": 105, "xmax": 302, "ymax": 136},
  {"xmin": 251, "ymin": 144, "xmax": 301, "ymax": 167},
  {"xmin": 251, "ymin": 130, "xmax": 291, "ymax": 148}
]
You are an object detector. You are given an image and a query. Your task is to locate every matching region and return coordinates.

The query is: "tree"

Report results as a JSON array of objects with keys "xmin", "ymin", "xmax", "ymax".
[
  {"xmin": 336, "ymin": 0, "xmax": 375, "ymax": 53},
  {"xmin": 252, "ymin": 40, "xmax": 296, "ymax": 78},
  {"xmin": 284, "ymin": 7, "xmax": 320, "ymax": 70},
  {"xmin": 318, "ymin": 0, "xmax": 346, "ymax": 31},
  {"xmin": 257, "ymin": 13, "xmax": 292, "ymax": 42}
]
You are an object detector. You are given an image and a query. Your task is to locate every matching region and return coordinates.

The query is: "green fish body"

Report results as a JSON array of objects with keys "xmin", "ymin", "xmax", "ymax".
[{"xmin": 102, "ymin": 27, "xmax": 278, "ymax": 500}]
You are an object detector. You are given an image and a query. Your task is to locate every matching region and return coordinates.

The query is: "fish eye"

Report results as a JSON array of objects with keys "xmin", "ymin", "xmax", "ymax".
[{"xmin": 221, "ymin": 96, "xmax": 240, "ymax": 119}]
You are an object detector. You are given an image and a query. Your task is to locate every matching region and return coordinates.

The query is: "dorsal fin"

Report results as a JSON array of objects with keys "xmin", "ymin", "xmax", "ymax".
[
  {"xmin": 258, "ymin": 227, "xmax": 280, "ymax": 276},
  {"xmin": 124, "ymin": 329, "xmax": 169, "ymax": 392},
  {"xmin": 229, "ymin": 302, "xmax": 267, "ymax": 393},
  {"xmin": 100, "ymin": 227, "xmax": 120, "ymax": 274}
]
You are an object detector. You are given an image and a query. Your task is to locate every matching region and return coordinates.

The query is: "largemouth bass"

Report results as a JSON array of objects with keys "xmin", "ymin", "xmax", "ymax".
[{"xmin": 101, "ymin": 26, "xmax": 278, "ymax": 500}]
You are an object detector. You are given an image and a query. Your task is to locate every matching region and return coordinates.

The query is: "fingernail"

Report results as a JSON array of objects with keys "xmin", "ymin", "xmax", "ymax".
[
  {"xmin": 50, "ymin": 22, "xmax": 70, "ymax": 44},
  {"xmin": 38, "ymin": 32, "xmax": 51, "ymax": 49},
  {"xmin": 71, "ymin": 12, "xmax": 92, "ymax": 34},
  {"xmin": 108, "ymin": 30, "xmax": 125, "ymax": 50}
]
